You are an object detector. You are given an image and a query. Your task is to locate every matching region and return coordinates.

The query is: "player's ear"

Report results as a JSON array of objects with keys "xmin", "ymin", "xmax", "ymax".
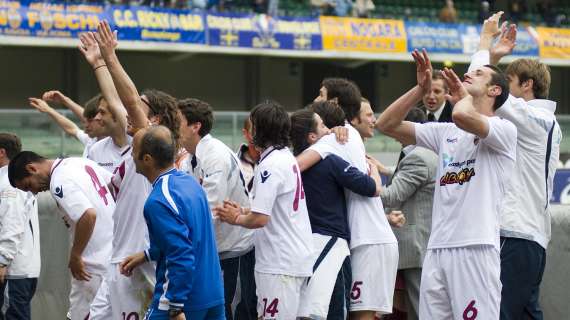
[
  {"xmin": 307, "ymin": 132, "xmax": 318, "ymax": 145},
  {"xmin": 25, "ymin": 163, "xmax": 38, "ymax": 175}
]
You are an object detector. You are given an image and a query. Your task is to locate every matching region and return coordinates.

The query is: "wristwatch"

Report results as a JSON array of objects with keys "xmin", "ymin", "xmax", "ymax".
[{"xmin": 168, "ymin": 307, "xmax": 184, "ymax": 318}]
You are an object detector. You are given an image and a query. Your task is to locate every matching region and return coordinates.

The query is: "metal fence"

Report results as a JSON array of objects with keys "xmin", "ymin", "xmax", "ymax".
[{"xmin": 2, "ymin": 109, "xmax": 570, "ymax": 158}]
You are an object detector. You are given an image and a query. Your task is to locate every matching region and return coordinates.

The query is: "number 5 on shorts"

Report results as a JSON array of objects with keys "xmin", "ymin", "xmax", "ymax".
[{"xmin": 350, "ymin": 281, "xmax": 363, "ymax": 300}]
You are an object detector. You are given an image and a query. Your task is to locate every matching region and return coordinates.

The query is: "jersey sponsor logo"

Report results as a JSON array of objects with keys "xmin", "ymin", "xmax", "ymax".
[
  {"xmin": 260, "ymin": 170, "xmax": 271, "ymax": 183},
  {"xmin": 447, "ymin": 137, "xmax": 458, "ymax": 143},
  {"xmin": 440, "ymin": 168, "xmax": 476, "ymax": 186},
  {"xmin": 98, "ymin": 162, "xmax": 114, "ymax": 167},
  {"xmin": 54, "ymin": 186, "xmax": 64, "ymax": 198}
]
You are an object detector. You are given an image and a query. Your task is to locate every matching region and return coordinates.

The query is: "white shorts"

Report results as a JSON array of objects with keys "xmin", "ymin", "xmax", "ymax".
[
  {"xmin": 67, "ymin": 274, "xmax": 103, "ymax": 320},
  {"xmin": 90, "ymin": 262, "xmax": 156, "ymax": 320},
  {"xmin": 419, "ymin": 246, "xmax": 501, "ymax": 320},
  {"xmin": 298, "ymin": 234, "xmax": 350, "ymax": 320},
  {"xmin": 255, "ymin": 271, "xmax": 306, "ymax": 320},
  {"xmin": 349, "ymin": 243, "xmax": 398, "ymax": 314}
]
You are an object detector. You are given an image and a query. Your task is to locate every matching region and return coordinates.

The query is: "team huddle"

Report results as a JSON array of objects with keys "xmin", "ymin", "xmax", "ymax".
[{"xmin": 0, "ymin": 11, "xmax": 561, "ymax": 320}]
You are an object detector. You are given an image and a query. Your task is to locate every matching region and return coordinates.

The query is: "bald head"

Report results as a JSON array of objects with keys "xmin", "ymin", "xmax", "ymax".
[{"xmin": 135, "ymin": 125, "xmax": 176, "ymax": 170}]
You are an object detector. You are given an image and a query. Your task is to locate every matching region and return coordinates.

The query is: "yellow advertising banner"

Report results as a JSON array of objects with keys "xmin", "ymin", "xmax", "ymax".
[
  {"xmin": 319, "ymin": 16, "xmax": 407, "ymax": 53},
  {"xmin": 536, "ymin": 27, "xmax": 570, "ymax": 59}
]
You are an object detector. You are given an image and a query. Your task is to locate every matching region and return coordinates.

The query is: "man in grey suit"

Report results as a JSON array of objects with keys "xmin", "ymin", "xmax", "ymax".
[{"xmin": 372, "ymin": 108, "xmax": 437, "ymax": 320}]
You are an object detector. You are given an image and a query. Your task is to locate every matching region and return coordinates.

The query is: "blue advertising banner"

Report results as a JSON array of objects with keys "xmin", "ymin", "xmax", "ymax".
[
  {"xmin": 0, "ymin": 1, "xmax": 206, "ymax": 44},
  {"xmin": 405, "ymin": 22, "xmax": 463, "ymax": 54},
  {"xmin": 405, "ymin": 21, "xmax": 539, "ymax": 57},
  {"xmin": 207, "ymin": 13, "xmax": 321, "ymax": 50}
]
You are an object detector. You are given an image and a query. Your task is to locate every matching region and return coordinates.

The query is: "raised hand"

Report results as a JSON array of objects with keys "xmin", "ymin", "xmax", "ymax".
[
  {"xmin": 94, "ymin": 20, "xmax": 119, "ymax": 61},
  {"xmin": 491, "ymin": 23, "xmax": 517, "ymax": 63},
  {"xmin": 481, "ymin": 11, "xmax": 504, "ymax": 39},
  {"xmin": 412, "ymin": 48, "xmax": 432, "ymax": 93},
  {"xmin": 78, "ymin": 32, "xmax": 104, "ymax": 68},
  {"xmin": 28, "ymin": 97, "xmax": 53, "ymax": 113},
  {"xmin": 41, "ymin": 90, "xmax": 68, "ymax": 104},
  {"xmin": 442, "ymin": 67, "xmax": 469, "ymax": 106}
]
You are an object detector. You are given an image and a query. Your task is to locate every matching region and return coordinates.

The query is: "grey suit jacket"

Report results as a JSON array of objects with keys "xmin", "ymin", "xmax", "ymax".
[{"xmin": 380, "ymin": 147, "xmax": 437, "ymax": 269}]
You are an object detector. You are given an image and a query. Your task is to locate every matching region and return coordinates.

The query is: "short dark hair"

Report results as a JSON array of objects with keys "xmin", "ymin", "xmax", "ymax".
[
  {"xmin": 308, "ymin": 101, "xmax": 345, "ymax": 129},
  {"xmin": 321, "ymin": 78, "xmax": 362, "ymax": 123},
  {"xmin": 290, "ymin": 110, "xmax": 317, "ymax": 156},
  {"xmin": 405, "ymin": 107, "xmax": 427, "ymax": 124},
  {"xmin": 177, "ymin": 98, "xmax": 214, "ymax": 137},
  {"xmin": 141, "ymin": 89, "xmax": 181, "ymax": 144},
  {"xmin": 485, "ymin": 65, "xmax": 510, "ymax": 111},
  {"xmin": 7, "ymin": 151, "xmax": 46, "ymax": 187},
  {"xmin": 250, "ymin": 101, "xmax": 290, "ymax": 150},
  {"xmin": 0, "ymin": 133, "xmax": 22, "ymax": 160},
  {"xmin": 139, "ymin": 126, "xmax": 176, "ymax": 169},
  {"xmin": 83, "ymin": 94, "xmax": 102, "ymax": 119}
]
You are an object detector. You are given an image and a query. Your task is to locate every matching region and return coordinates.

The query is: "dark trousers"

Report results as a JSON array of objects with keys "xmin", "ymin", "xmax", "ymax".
[
  {"xmin": 500, "ymin": 237, "xmax": 546, "ymax": 320},
  {"xmin": 222, "ymin": 249, "xmax": 257, "ymax": 320},
  {"xmin": 0, "ymin": 278, "xmax": 38, "ymax": 320}
]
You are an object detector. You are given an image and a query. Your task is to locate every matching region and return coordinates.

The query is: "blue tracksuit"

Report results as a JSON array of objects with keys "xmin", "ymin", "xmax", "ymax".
[{"xmin": 143, "ymin": 168, "xmax": 224, "ymax": 319}]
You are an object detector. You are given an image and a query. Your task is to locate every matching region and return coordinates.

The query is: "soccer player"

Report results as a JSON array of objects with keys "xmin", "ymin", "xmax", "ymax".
[
  {"xmin": 121, "ymin": 126, "xmax": 225, "ymax": 319},
  {"xmin": 299, "ymin": 79, "xmax": 398, "ymax": 320},
  {"xmin": 236, "ymin": 117, "xmax": 259, "ymax": 192},
  {"xmin": 215, "ymin": 101, "xmax": 314, "ymax": 320},
  {"xmin": 352, "ymin": 98, "xmax": 376, "ymax": 140},
  {"xmin": 78, "ymin": 32, "xmax": 130, "ymax": 173},
  {"xmin": 8, "ymin": 151, "xmax": 114, "ymax": 320},
  {"xmin": 178, "ymin": 98, "xmax": 255, "ymax": 319},
  {"xmin": 85, "ymin": 21, "xmax": 181, "ymax": 320},
  {"xmin": 474, "ymin": 12, "xmax": 562, "ymax": 319},
  {"xmin": 290, "ymin": 109, "xmax": 382, "ymax": 320},
  {"xmin": 0, "ymin": 134, "xmax": 40, "ymax": 320},
  {"xmin": 376, "ymin": 48, "xmax": 516, "ymax": 319}
]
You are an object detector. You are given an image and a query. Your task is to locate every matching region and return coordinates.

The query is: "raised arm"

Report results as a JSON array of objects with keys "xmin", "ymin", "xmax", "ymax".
[
  {"xmin": 42, "ymin": 90, "xmax": 86, "ymax": 123},
  {"xmin": 376, "ymin": 49, "xmax": 432, "ymax": 146},
  {"xmin": 95, "ymin": 21, "xmax": 148, "ymax": 131},
  {"xmin": 29, "ymin": 97, "xmax": 80, "ymax": 137},
  {"xmin": 78, "ymin": 32, "xmax": 128, "ymax": 132}
]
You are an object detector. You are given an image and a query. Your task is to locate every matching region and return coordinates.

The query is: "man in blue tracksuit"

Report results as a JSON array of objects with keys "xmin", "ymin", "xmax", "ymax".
[{"xmin": 121, "ymin": 125, "xmax": 225, "ymax": 320}]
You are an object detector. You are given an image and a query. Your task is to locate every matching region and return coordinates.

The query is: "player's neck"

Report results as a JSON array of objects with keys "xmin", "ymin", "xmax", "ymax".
[
  {"xmin": 110, "ymin": 132, "xmax": 129, "ymax": 148},
  {"xmin": 148, "ymin": 165, "xmax": 175, "ymax": 185}
]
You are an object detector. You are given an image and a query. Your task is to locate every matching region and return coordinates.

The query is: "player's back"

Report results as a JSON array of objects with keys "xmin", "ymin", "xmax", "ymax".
[
  {"xmin": 251, "ymin": 147, "xmax": 313, "ymax": 277},
  {"xmin": 146, "ymin": 169, "xmax": 223, "ymax": 311},
  {"xmin": 50, "ymin": 157, "xmax": 114, "ymax": 274}
]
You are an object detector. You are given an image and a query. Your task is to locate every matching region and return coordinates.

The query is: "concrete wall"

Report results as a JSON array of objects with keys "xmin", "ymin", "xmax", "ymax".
[{"xmin": 30, "ymin": 192, "xmax": 570, "ymax": 319}]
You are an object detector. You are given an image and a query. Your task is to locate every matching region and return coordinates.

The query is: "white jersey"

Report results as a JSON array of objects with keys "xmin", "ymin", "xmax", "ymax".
[
  {"xmin": 251, "ymin": 147, "xmax": 313, "ymax": 277},
  {"xmin": 469, "ymin": 50, "xmax": 563, "ymax": 249},
  {"xmin": 309, "ymin": 124, "xmax": 397, "ymax": 249},
  {"xmin": 75, "ymin": 130, "xmax": 97, "ymax": 158},
  {"xmin": 189, "ymin": 134, "xmax": 254, "ymax": 257},
  {"xmin": 50, "ymin": 157, "xmax": 115, "ymax": 274},
  {"xmin": 109, "ymin": 156, "xmax": 152, "ymax": 263},
  {"xmin": 87, "ymin": 136, "xmax": 132, "ymax": 173},
  {"xmin": 414, "ymin": 117, "xmax": 517, "ymax": 250}
]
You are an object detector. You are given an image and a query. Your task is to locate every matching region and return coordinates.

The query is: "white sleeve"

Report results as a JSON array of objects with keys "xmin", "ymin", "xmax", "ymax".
[
  {"xmin": 414, "ymin": 122, "xmax": 452, "ymax": 154},
  {"xmin": 467, "ymin": 50, "xmax": 490, "ymax": 73},
  {"xmin": 0, "ymin": 188, "xmax": 26, "ymax": 265},
  {"xmin": 250, "ymin": 164, "xmax": 282, "ymax": 216},
  {"xmin": 75, "ymin": 130, "xmax": 92, "ymax": 147},
  {"xmin": 200, "ymin": 153, "xmax": 231, "ymax": 213},
  {"xmin": 308, "ymin": 133, "xmax": 340, "ymax": 160},
  {"xmin": 51, "ymin": 177, "xmax": 94, "ymax": 223},
  {"xmin": 482, "ymin": 117, "xmax": 518, "ymax": 159}
]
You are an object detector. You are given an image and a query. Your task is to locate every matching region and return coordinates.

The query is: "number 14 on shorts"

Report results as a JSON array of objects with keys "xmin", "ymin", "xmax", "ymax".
[{"xmin": 261, "ymin": 298, "xmax": 279, "ymax": 319}]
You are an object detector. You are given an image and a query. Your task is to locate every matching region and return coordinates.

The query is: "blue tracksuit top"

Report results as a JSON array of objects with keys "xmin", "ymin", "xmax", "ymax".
[
  {"xmin": 302, "ymin": 154, "xmax": 377, "ymax": 241},
  {"xmin": 144, "ymin": 168, "xmax": 224, "ymax": 312}
]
